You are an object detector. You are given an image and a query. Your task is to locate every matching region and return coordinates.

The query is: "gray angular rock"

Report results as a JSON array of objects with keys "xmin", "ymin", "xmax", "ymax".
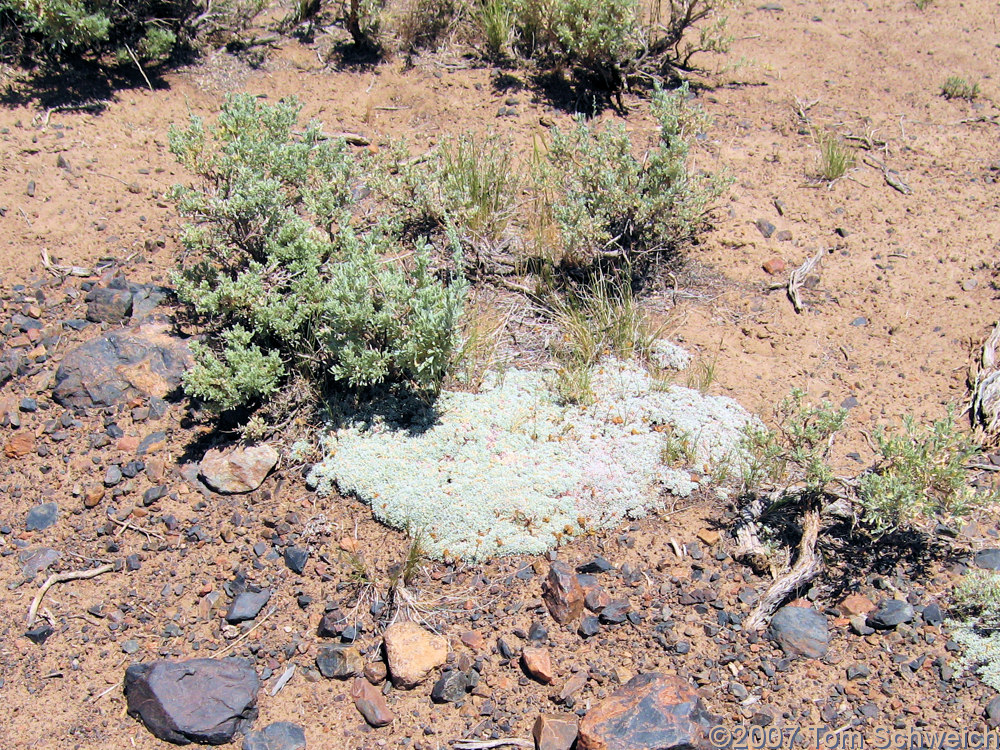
[
  {"xmin": 867, "ymin": 599, "xmax": 914, "ymax": 630},
  {"xmin": 200, "ymin": 445, "xmax": 278, "ymax": 495},
  {"xmin": 316, "ymin": 644, "xmax": 364, "ymax": 679},
  {"xmin": 284, "ymin": 547, "xmax": 309, "ymax": 574},
  {"xmin": 769, "ymin": 605, "xmax": 829, "ymax": 659},
  {"xmin": 226, "ymin": 589, "xmax": 271, "ymax": 623},
  {"xmin": 25, "ymin": 503, "xmax": 59, "ymax": 532},
  {"xmin": 53, "ymin": 322, "xmax": 192, "ymax": 408},
  {"xmin": 976, "ymin": 549, "xmax": 1000, "ymax": 570},
  {"xmin": 124, "ymin": 658, "xmax": 259, "ymax": 745},
  {"xmin": 19, "ymin": 547, "xmax": 61, "ymax": 579},
  {"xmin": 242, "ymin": 721, "xmax": 306, "ymax": 750},
  {"xmin": 577, "ymin": 673, "xmax": 716, "ymax": 750},
  {"xmin": 86, "ymin": 287, "xmax": 134, "ymax": 323},
  {"xmin": 431, "ymin": 670, "xmax": 472, "ymax": 704}
]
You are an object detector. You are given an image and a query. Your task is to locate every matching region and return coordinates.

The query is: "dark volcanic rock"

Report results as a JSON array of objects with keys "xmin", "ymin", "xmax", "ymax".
[
  {"xmin": 867, "ymin": 599, "xmax": 914, "ymax": 630},
  {"xmin": 242, "ymin": 722, "xmax": 306, "ymax": 750},
  {"xmin": 53, "ymin": 322, "xmax": 191, "ymax": 408},
  {"xmin": 226, "ymin": 589, "xmax": 271, "ymax": 623},
  {"xmin": 86, "ymin": 287, "xmax": 134, "ymax": 323},
  {"xmin": 975, "ymin": 549, "xmax": 1000, "ymax": 570},
  {"xmin": 576, "ymin": 557, "xmax": 613, "ymax": 574},
  {"xmin": 431, "ymin": 670, "xmax": 472, "ymax": 704},
  {"xmin": 769, "ymin": 605, "xmax": 829, "ymax": 659},
  {"xmin": 543, "ymin": 562, "xmax": 585, "ymax": 624},
  {"xmin": 284, "ymin": 547, "xmax": 309, "ymax": 574},
  {"xmin": 25, "ymin": 624, "xmax": 54, "ymax": 644},
  {"xmin": 316, "ymin": 644, "xmax": 364, "ymax": 679},
  {"xmin": 124, "ymin": 658, "xmax": 259, "ymax": 745},
  {"xmin": 25, "ymin": 503, "xmax": 59, "ymax": 532},
  {"xmin": 577, "ymin": 673, "xmax": 716, "ymax": 750}
]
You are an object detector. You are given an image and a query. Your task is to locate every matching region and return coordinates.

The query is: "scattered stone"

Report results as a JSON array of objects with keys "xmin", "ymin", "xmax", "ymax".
[
  {"xmin": 867, "ymin": 599, "xmax": 914, "ymax": 630},
  {"xmin": 316, "ymin": 644, "xmax": 364, "ymax": 679},
  {"xmin": 559, "ymin": 671, "xmax": 589, "ymax": 703},
  {"xmin": 200, "ymin": 445, "xmax": 279, "ymax": 495},
  {"xmin": 769, "ymin": 605, "xmax": 829, "ymax": 659},
  {"xmin": 543, "ymin": 562, "xmax": 585, "ymax": 624},
  {"xmin": 317, "ymin": 610, "xmax": 347, "ymax": 638},
  {"xmin": 533, "ymin": 714, "xmax": 578, "ymax": 750},
  {"xmin": 599, "ymin": 600, "xmax": 630, "ymax": 625},
  {"xmin": 226, "ymin": 589, "xmax": 271, "ymax": 623},
  {"xmin": 849, "ymin": 615, "xmax": 875, "ymax": 636},
  {"xmin": 762, "ymin": 257, "xmax": 786, "ymax": 275},
  {"xmin": 696, "ymin": 529, "xmax": 720, "ymax": 546},
  {"xmin": 840, "ymin": 396, "xmax": 859, "ymax": 409},
  {"xmin": 86, "ymin": 287, "xmax": 133, "ymax": 323},
  {"xmin": 775, "ymin": 230, "xmax": 793, "ymax": 242},
  {"xmin": 4, "ymin": 432, "xmax": 35, "ymax": 458},
  {"xmin": 921, "ymin": 602, "xmax": 944, "ymax": 626},
  {"xmin": 351, "ymin": 677, "xmax": 394, "ymax": 727},
  {"xmin": 461, "ymin": 631, "xmax": 486, "ymax": 651},
  {"xmin": 847, "ymin": 664, "xmax": 870, "ymax": 680},
  {"xmin": 25, "ymin": 624, "xmax": 54, "ymax": 644},
  {"xmin": 53, "ymin": 322, "xmax": 192, "ymax": 408},
  {"xmin": 850, "ymin": 317, "xmax": 868, "ymax": 327},
  {"xmin": 364, "ymin": 662, "xmax": 388, "ymax": 685},
  {"xmin": 838, "ymin": 594, "xmax": 875, "ymax": 617},
  {"xmin": 578, "ymin": 617, "xmax": 601, "ymax": 638},
  {"xmin": 755, "ymin": 219, "xmax": 776, "ymax": 238},
  {"xmin": 25, "ymin": 503, "xmax": 59, "ymax": 532},
  {"xmin": 431, "ymin": 670, "xmax": 471, "ymax": 704},
  {"xmin": 577, "ymin": 673, "xmax": 716, "ymax": 750},
  {"xmin": 528, "ymin": 621, "xmax": 548, "ymax": 641},
  {"xmin": 84, "ymin": 485, "xmax": 106, "ymax": 508},
  {"xmin": 242, "ymin": 722, "xmax": 306, "ymax": 750},
  {"xmin": 284, "ymin": 547, "xmax": 309, "ymax": 574},
  {"xmin": 975, "ymin": 549, "xmax": 1000, "ymax": 570},
  {"xmin": 987, "ymin": 696, "xmax": 1000, "ymax": 728},
  {"xmin": 522, "ymin": 647, "xmax": 555, "ymax": 684},
  {"xmin": 576, "ymin": 557, "xmax": 613, "ymax": 574},
  {"xmin": 137, "ymin": 431, "xmax": 167, "ymax": 455},
  {"xmin": 124, "ymin": 658, "xmax": 259, "ymax": 745},
  {"xmin": 19, "ymin": 547, "xmax": 61, "ymax": 579},
  {"xmin": 383, "ymin": 621, "xmax": 448, "ymax": 689}
]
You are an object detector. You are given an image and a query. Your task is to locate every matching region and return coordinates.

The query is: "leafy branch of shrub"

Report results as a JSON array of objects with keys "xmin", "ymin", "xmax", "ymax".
[
  {"xmin": 170, "ymin": 94, "xmax": 466, "ymax": 419},
  {"xmin": 534, "ymin": 83, "xmax": 726, "ymax": 273}
]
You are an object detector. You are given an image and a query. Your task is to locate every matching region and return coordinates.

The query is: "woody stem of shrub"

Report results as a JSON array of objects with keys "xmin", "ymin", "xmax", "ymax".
[{"xmin": 744, "ymin": 494, "xmax": 823, "ymax": 632}]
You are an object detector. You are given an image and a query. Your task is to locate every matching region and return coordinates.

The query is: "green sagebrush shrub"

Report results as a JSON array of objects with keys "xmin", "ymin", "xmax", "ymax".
[
  {"xmin": 538, "ymin": 83, "xmax": 726, "ymax": 269},
  {"xmin": 0, "ymin": 0, "xmax": 183, "ymax": 62},
  {"xmin": 170, "ymin": 94, "xmax": 466, "ymax": 413}
]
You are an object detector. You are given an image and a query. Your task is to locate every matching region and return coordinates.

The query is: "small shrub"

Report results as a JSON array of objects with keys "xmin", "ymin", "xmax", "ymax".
[
  {"xmin": 941, "ymin": 75, "xmax": 979, "ymax": 101},
  {"xmin": 816, "ymin": 133, "xmax": 854, "ymax": 182},
  {"xmin": 536, "ymin": 83, "xmax": 724, "ymax": 271},
  {"xmin": 739, "ymin": 389, "xmax": 847, "ymax": 494},
  {"xmin": 857, "ymin": 411, "xmax": 992, "ymax": 535},
  {"xmin": 170, "ymin": 95, "xmax": 466, "ymax": 415},
  {"xmin": 390, "ymin": 0, "xmax": 459, "ymax": 51}
]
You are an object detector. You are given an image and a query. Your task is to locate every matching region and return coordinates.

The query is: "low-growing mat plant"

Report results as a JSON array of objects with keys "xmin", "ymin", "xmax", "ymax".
[
  {"xmin": 169, "ymin": 94, "xmax": 466, "ymax": 420},
  {"xmin": 951, "ymin": 571, "xmax": 1000, "ymax": 690},
  {"xmin": 941, "ymin": 75, "xmax": 979, "ymax": 101}
]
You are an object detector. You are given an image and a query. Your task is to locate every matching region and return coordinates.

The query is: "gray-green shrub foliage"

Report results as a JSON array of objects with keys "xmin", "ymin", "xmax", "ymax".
[
  {"xmin": 170, "ymin": 95, "xmax": 465, "ymax": 412},
  {"xmin": 539, "ymin": 83, "xmax": 725, "ymax": 268}
]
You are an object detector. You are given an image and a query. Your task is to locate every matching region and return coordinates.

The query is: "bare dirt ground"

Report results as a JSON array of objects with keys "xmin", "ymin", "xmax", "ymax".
[{"xmin": 1, "ymin": 0, "xmax": 999, "ymax": 747}]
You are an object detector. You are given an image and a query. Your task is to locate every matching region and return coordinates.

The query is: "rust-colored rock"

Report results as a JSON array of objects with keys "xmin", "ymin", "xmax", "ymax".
[
  {"xmin": 351, "ymin": 677, "xmax": 394, "ymax": 727},
  {"xmin": 199, "ymin": 444, "xmax": 278, "ymax": 494},
  {"xmin": 83, "ymin": 486, "xmax": 106, "ymax": 508},
  {"xmin": 838, "ymin": 593, "xmax": 876, "ymax": 617},
  {"xmin": 577, "ymin": 673, "xmax": 716, "ymax": 750},
  {"xmin": 762, "ymin": 257, "xmax": 787, "ymax": 275},
  {"xmin": 383, "ymin": 621, "xmax": 448, "ymax": 689},
  {"xmin": 522, "ymin": 647, "xmax": 555, "ymax": 684},
  {"xmin": 543, "ymin": 562, "xmax": 585, "ymax": 624},
  {"xmin": 696, "ymin": 529, "xmax": 720, "ymax": 546},
  {"xmin": 461, "ymin": 630, "xmax": 486, "ymax": 651},
  {"xmin": 4, "ymin": 432, "xmax": 35, "ymax": 458},
  {"xmin": 533, "ymin": 714, "xmax": 578, "ymax": 750}
]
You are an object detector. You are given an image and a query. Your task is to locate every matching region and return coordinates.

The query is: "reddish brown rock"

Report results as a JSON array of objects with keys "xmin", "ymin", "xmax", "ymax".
[
  {"xmin": 522, "ymin": 647, "xmax": 555, "ymax": 684},
  {"xmin": 364, "ymin": 662, "xmax": 388, "ymax": 685},
  {"xmin": 351, "ymin": 677, "xmax": 394, "ymax": 727},
  {"xmin": 762, "ymin": 257, "xmax": 787, "ymax": 275},
  {"xmin": 383, "ymin": 621, "xmax": 447, "ymax": 689},
  {"xmin": 199, "ymin": 444, "xmax": 278, "ymax": 494},
  {"xmin": 577, "ymin": 673, "xmax": 716, "ymax": 750},
  {"xmin": 559, "ymin": 671, "xmax": 589, "ymax": 703},
  {"xmin": 533, "ymin": 714, "xmax": 579, "ymax": 750},
  {"xmin": 838, "ymin": 594, "xmax": 876, "ymax": 617},
  {"xmin": 83, "ymin": 485, "xmax": 105, "ymax": 508},
  {"xmin": 461, "ymin": 630, "xmax": 486, "ymax": 651},
  {"xmin": 543, "ymin": 562, "xmax": 585, "ymax": 624},
  {"xmin": 4, "ymin": 432, "xmax": 35, "ymax": 458}
]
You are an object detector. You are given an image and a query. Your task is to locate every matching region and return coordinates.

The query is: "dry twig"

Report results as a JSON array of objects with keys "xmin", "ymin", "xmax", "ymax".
[
  {"xmin": 27, "ymin": 563, "xmax": 116, "ymax": 627},
  {"xmin": 787, "ymin": 247, "xmax": 825, "ymax": 313}
]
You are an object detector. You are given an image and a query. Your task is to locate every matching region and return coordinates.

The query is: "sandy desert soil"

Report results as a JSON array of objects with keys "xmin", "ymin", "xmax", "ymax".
[{"xmin": 1, "ymin": 0, "xmax": 1000, "ymax": 747}]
